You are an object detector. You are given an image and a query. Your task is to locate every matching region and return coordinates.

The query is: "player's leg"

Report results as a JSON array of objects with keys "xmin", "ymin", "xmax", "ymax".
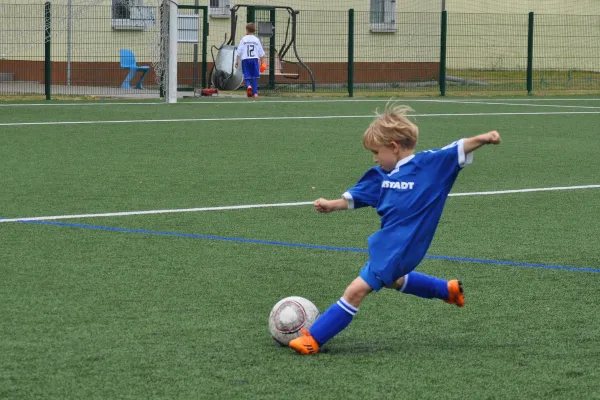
[
  {"xmin": 246, "ymin": 59, "xmax": 259, "ymax": 98},
  {"xmin": 288, "ymin": 277, "xmax": 370, "ymax": 355},
  {"xmin": 387, "ymin": 272, "xmax": 464, "ymax": 307},
  {"xmin": 251, "ymin": 78, "xmax": 258, "ymax": 96},
  {"xmin": 242, "ymin": 73, "xmax": 251, "ymax": 89},
  {"xmin": 289, "ymin": 264, "xmax": 379, "ymax": 355},
  {"xmin": 250, "ymin": 59, "xmax": 259, "ymax": 97},
  {"xmin": 241, "ymin": 60, "xmax": 253, "ymax": 97}
]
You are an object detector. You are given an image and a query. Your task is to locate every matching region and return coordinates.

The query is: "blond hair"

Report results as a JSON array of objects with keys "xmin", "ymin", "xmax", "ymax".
[
  {"xmin": 363, "ymin": 103, "xmax": 418, "ymax": 150},
  {"xmin": 246, "ymin": 23, "xmax": 256, "ymax": 33}
]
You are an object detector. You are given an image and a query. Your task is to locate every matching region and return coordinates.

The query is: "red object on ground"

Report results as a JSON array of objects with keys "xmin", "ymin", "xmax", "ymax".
[{"xmin": 201, "ymin": 88, "xmax": 218, "ymax": 96}]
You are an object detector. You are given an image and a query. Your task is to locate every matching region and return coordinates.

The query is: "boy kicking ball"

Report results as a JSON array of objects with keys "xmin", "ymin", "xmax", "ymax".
[
  {"xmin": 234, "ymin": 23, "xmax": 266, "ymax": 98},
  {"xmin": 289, "ymin": 104, "xmax": 501, "ymax": 355}
]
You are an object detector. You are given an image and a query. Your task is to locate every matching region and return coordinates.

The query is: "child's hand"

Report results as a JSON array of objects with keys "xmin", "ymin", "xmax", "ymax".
[
  {"xmin": 314, "ymin": 198, "xmax": 334, "ymax": 213},
  {"xmin": 481, "ymin": 131, "xmax": 501, "ymax": 144}
]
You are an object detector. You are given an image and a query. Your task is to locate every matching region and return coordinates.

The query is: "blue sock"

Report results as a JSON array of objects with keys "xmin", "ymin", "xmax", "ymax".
[
  {"xmin": 309, "ymin": 298, "xmax": 357, "ymax": 345},
  {"xmin": 399, "ymin": 271, "xmax": 449, "ymax": 300},
  {"xmin": 251, "ymin": 79, "xmax": 258, "ymax": 95},
  {"xmin": 244, "ymin": 78, "xmax": 252, "ymax": 88}
]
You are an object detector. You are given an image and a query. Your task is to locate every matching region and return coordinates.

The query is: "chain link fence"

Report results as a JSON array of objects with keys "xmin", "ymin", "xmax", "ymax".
[
  {"xmin": 0, "ymin": 2, "xmax": 208, "ymax": 98},
  {"xmin": 1, "ymin": 2, "xmax": 599, "ymax": 98}
]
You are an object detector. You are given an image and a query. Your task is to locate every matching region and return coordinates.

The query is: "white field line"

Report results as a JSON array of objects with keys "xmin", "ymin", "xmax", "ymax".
[
  {"xmin": 3, "ymin": 110, "xmax": 600, "ymax": 127},
  {"xmin": 0, "ymin": 115, "xmax": 371, "ymax": 126},
  {"xmin": 0, "ymin": 202, "xmax": 314, "ymax": 223},
  {"xmin": 425, "ymin": 100, "xmax": 600, "ymax": 109},
  {"xmin": 447, "ymin": 185, "xmax": 600, "ymax": 196},
  {"xmin": 1, "ymin": 185, "xmax": 599, "ymax": 223},
  {"xmin": 2, "ymin": 98, "xmax": 600, "ymax": 107}
]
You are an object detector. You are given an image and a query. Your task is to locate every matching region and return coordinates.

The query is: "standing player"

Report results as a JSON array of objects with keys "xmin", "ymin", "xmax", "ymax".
[
  {"xmin": 289, "ymin": 104, "xmax": 501, "ymax": 355},
  {"xmin": 234, "ymin": 23, "xmax": 266, "ymax": 98}
]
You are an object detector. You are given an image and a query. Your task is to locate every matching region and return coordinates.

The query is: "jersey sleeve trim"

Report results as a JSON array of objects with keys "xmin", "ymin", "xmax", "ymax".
[
  {"xmin": 342, "ymin": 192, "xmax": 355, "ymax": 210},
  {"xmin": 457, "ymin": 138, "xmax": 473, "ymax": 168}
]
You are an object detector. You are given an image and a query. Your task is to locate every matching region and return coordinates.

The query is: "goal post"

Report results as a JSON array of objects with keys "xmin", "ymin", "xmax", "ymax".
[
  {"xmin": 163, "ymin": 2, "xmax": 209, "ymax": 102},
  {"xmin": 155, "ymin": 0, "xmax": 179, "ymax": 103},
  {"xmin": 166, "ymin": 0, "xmax": 177, "ymax": 103}
]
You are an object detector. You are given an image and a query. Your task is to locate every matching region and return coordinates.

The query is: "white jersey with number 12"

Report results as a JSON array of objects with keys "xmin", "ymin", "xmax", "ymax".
[{"xmin": 236, "ymin": 35, "xmax": 265, "ymax": 60}]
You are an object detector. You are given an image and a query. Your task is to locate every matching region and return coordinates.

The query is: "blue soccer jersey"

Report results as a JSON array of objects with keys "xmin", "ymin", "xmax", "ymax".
[{"xmin": 342, "ymin": 139, "xmax": 473, "ymax": 287}]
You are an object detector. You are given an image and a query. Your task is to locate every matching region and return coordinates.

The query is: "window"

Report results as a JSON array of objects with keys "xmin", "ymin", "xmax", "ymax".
[
  {"xmin": 112, "ymin": 0, "xmax": 156, "ymax": 30},
  {"xmin": 370, "ymin": 0, "xmax": 396, "ymax": 33},
  {"xmin": 112, "ymin": 0, "xmax": 130, "ymax": 19},
  {"xmin": 209, "ymin": 0, "xmax": 231, "ymax": 18}
]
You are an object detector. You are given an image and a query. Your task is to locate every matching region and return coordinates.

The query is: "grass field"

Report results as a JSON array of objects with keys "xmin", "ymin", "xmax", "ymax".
[{"xmin": 1, "ymin": 97, "xmax": 600, "ymax": 399}]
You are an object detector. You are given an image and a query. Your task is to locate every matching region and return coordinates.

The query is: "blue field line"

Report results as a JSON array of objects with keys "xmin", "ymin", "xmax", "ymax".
[{"xmin": 19, "ymin": 220, "xmax": 600, "ymax": 274}]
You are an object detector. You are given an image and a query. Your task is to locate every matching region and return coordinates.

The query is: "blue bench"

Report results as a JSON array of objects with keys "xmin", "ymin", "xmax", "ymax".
[{"xmin": 120, "ymin": 49, "xmax": 150, "ymax": 89}]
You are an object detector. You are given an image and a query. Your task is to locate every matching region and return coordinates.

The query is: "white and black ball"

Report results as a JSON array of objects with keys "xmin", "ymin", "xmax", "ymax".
[{"xmin": 268, "ymin": 296, "xmax": 320, "ymax": 346}]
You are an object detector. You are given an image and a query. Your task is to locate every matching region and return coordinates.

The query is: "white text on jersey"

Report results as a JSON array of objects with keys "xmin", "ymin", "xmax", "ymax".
[{"xmin": 382, "ymin": 181, "xmax": 415, "ymax": 190}]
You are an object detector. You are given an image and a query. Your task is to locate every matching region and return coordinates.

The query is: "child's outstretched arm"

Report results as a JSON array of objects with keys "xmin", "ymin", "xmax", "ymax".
[
  {"xmin": 463, "ymin": 131, "xmax": 501, "ymax": 154},
  {"xmin": 314, "ymin": 197, "xmax": 349, "ymax": 213}
]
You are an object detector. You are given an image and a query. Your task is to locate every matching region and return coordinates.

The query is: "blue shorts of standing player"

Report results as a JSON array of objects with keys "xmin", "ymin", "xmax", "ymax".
[{"xmin": 289, "ymin": 104, "xmax": 502, "ymax": 355}]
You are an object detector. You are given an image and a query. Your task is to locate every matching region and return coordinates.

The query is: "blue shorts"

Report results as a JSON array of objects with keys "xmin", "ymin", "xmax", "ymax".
[
  {"xmin": 359, "ymin": 261, "xmax": 411, "ymax": 292},
  {"xmin": 360, "ymin": 262, "xmax": 387, "ymax": 292},
  {"xmin": 241, "ymin": 58, "xmax": 260, "ymax": 79}
]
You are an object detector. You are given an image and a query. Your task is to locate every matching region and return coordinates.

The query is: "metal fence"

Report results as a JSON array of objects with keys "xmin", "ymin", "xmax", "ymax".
[
  {"xmin": 446, "ymin": 13, "xmax": 529, "ymax": 92},
  {"xmin": 352, "ymin": 11, "xmax": 440, "ymax": 93},
  {"xmin": 533, "ymin": 14, "xmax": 600, "ymax": 91},
  {"xmin": 1, "ymin": 3, "xmax": 599, "ymax": 99},
  {"xmin": 0, "ymin": 2, "xmax": 208, "ymax": 98},
  {"xmin": 0, "ymin": 4, "xmax": 46, "ymax": 96}
]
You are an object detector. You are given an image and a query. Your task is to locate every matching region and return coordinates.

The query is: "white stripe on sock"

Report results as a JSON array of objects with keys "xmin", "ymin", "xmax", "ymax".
[
  {"xmin": 336, "ymin": 301, "xmax": 356, "ymax": 316},
  {"xmin": 337, "ymin": 298, "xmax": 358, "ymax": 316},
  {"xmin": 339, "ymin": 298, "xmax": 358, "ymax": 312},
  {"xmin": 399, "ymin": 274, "xmax": 409, "ymax": 293},
  {"xmin": 337, "ymin": 301, "xmax": 356, "ymax": 316}
]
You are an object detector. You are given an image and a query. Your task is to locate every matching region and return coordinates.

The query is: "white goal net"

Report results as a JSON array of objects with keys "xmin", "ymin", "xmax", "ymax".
[{"xmin": 0, "ymin": 0, "xmax": 178, "ymax": 102}]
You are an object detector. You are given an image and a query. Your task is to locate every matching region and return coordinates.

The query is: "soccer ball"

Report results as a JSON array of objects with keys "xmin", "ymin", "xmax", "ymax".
[{"xmin": 268, "ymin": 296, "xmax": 320, "ymax": 346}]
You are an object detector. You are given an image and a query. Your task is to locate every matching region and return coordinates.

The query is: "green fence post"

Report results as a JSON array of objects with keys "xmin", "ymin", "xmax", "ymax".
[
  {"xmin": 348, "ymin": 8, "xmax": 354, "ymax": 98},
  {"xmin": 44, "ymin": 1, "xmax": 51, "ymax": 100},
  {"xmin": 159, "ymin": 2, "xmax": 165, "ymax": 98},
  {"xmin": 269, "ymin": 8, "xmax": 275, "ymax": 89},
  {"xmin": 192, "ymin": 2, "xmax": 199, "ymax": 89},
  {"xmin": 527, "ymin": 12, "xmax": 534, "ymax": 95},
  {"xmin": 247, "ymin": 6, "xmax": 255, "ymax": 23},
  {"xmin": 439, "ymin": 10, "xmax": 447, "ymax": 97},
  {"xmin": 202, "ymin": 7, "xmax": 208, "ymax": 88}
]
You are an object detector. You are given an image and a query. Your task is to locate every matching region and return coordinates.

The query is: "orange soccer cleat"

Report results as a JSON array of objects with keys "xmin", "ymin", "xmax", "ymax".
[
  {"xmin": 246, "ymin": 86, "xmax": 253, "ymax": 97},
  {"xmin": 288, "ymin": 329, "xmax": 320, "ymax": 355},
  {"xmin": 444, "ymin": 279, "xmax": 465, "ymax": 307}
]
